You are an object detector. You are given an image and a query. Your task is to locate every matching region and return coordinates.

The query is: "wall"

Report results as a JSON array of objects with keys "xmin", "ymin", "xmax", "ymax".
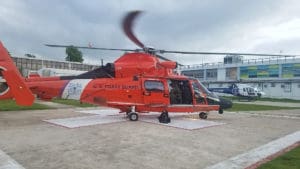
[
  {"xmin": 261, "ymin": 82, "xmax": 300, "ymax": 100},
  {"xmin": 206, "ymin": 82, "xmax": 300, "ymax": 100},
  {"xmin": 12, "ymin": 57, "xmax": 99, "ymax": 76},
  {"xmin": 217, "ymin": 68, "xmax": 226, "ymax": 81}
]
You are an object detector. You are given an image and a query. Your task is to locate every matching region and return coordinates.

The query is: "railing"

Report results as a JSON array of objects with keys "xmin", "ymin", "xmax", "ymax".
[{"xmin": 179, "ymin": 55, "xmax": 300, "ymax": 70}]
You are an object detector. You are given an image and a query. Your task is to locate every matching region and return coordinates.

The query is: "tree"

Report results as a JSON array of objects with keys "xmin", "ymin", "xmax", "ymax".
[{"xmin": 65, "ymin": 46, "xmax": 83, "ymax": 63}]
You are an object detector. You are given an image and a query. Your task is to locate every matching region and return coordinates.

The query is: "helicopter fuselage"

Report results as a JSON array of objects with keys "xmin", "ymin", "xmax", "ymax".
[
  {"xmin": 24, "ymin": 73, "xmax": 220, "ymax": 114},
  {"xmin": 0, "ymin": 43, "xmax": 221, "ymax": 123}
]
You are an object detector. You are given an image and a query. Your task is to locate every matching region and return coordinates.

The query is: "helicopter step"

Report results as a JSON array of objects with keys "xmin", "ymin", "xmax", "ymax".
[
  {"xmin": 158, "ymin": 111, "xmax": 171, "ymax": 124},
  {"xmin": 199, "ymin": 112, "xmax": 208, "ymax": 119},
  {"xmin": 127, "ymin": 111, "xmax": 171, "ymax": 123},
  {"xmin": 127, "ymin": 106, "xmax": 139, "ymax": 121}
]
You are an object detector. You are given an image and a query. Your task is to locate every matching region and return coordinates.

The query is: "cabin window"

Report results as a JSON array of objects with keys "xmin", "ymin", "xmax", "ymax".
[{"xmin": 144, "ymin": 80, "xmax": 164, "ymax": 92}]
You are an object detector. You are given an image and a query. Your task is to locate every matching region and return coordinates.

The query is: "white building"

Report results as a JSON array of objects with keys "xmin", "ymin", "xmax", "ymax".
[
  {"xmin": 180, "ymin": 56, "xmax": 300, "ymax": 100},
  {"xmin": 12, "ymin": 56, "xmax": 98, "ymax": 76}
]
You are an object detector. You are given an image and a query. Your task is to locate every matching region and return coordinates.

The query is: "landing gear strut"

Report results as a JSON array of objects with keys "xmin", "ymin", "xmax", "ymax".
[
  {"xmin": 158, "ymin": 111, "xmax": 171, "ymax": 123},
  {"xmin": 199, "ymin": 112, "xmax": 208, "ymax": 119}
]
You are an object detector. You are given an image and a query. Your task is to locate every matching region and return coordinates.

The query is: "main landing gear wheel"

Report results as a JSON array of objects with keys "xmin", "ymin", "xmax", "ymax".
[
  {"xmin": 199, "ymin": 112, "xmax": 208, "ymax": 119},
  {"xmin": 128, "ymin": 112, "xmax": 138, "ymax": 121},
  {"xmin": 158, "ymin": 111, "xmax": 171, "ymax": 123}
]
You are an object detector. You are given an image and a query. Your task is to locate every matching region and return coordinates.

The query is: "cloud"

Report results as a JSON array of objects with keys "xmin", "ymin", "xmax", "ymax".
[{"xmin": 0, "ymin": 0, "xmax": 299, "ymax": 65}]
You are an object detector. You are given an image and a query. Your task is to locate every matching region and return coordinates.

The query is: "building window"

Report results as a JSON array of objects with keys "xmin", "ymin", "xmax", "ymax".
[
  {"xmin": 226, "ymin": 67, "xmax": 237, "ymax": 80},
  {"xmin": 264, "ymin": 84, "xmax": 268, "ymax": 88},
  {"xmin": 271, "ymin": 83, "xmax": 276, "ymax": 87},
  {"xmin": 206, "ymin": 69, "xmax": 217, "ymax": 79}
]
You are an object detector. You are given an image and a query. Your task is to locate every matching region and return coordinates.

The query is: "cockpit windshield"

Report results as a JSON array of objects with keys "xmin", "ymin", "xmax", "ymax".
[
  {"xmin": 191, "ymin": 79, "xmax": 219, "ymax": 101},
  {"xmin": 198, "ymin": 81, "xmax": 211, "ymax": 94},
  {"xmin": 191, "ymin": 79, "xmax": 209, "ymax": 95}
]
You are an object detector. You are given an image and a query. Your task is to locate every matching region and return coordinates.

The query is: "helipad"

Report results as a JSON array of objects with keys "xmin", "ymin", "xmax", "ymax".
[
  {"xmin": 44, "ymin": 109, "xmax": 225, "ymax": 130},
  {"xmin": 0, "ymin": 107, "xmax": 299, "ymax": 169}
]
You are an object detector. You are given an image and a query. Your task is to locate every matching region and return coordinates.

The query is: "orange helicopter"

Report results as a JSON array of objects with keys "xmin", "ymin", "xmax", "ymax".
[{"xmin": 0, "ymin": 11, "xmax": 296, "ymax": 123}]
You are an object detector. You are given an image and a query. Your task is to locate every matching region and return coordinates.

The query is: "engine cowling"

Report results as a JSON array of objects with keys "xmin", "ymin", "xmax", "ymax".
[{"xmin": 159, "ymin": 61, "xmax": 177, "ymax": 69}]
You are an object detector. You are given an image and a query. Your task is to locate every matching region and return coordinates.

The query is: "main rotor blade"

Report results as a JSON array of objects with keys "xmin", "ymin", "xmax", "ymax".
[
  {"xmin": 45, "ymin": 44, "xmax": 140, "ymax": 52},
  {"xmin": 122, "ymin": 11, "xmax": 145, "ymax": 49},
  {"xmin": 158, "ymin": 50, "xmax": 299, "ymax": 57},
  {"xmin": 155, "ymin": 54, "xmax": 171, "ymax": 61}
]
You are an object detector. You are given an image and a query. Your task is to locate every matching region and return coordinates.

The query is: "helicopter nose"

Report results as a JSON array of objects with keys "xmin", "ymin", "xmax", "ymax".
[{"xmin": 218, "ymin": 97, "xmax": 233, "ymax": 110}]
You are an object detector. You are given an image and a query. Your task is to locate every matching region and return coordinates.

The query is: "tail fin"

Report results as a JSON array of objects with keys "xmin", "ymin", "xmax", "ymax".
[{"xmin": 0, "ymin": 41, "xmax": 34, "ymax": 106}]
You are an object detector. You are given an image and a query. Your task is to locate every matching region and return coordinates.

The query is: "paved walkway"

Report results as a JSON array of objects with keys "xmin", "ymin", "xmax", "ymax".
[{"xmin": 205, "ymin": 131, "xmax": 300, "ymax": 169}]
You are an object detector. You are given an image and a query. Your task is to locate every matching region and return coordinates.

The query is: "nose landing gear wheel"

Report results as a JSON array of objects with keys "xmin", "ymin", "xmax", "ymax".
[
  {"xmin": 128, "ymin": 112, "xmax": 138, "ymax": 121},
  {"xmin": 199, "ymin": 112, "xmax": 208, "ymax": 119}
]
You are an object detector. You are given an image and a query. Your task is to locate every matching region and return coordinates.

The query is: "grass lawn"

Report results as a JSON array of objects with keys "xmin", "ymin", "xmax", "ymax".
[
  {"xmin": 52, "ymin": 98, "xmax": 96, "ymax": 107},
  {"xmin": 258, "ymin": 145, "xmax": 300, "ymax": 169},
  {"xmin": 222, "ymin": 96, "xmax": 300, "ymax": 103},
  {"xmin": 0, "ymin": 99, "xmax": 50, "ymax": 111},
  {"xmin": 227, "ymin": 103, "xmax": 300, "ymax": 112},
  {"xmin": 258, "ymin": 97, "xmax": 300, "ymax": 103}
]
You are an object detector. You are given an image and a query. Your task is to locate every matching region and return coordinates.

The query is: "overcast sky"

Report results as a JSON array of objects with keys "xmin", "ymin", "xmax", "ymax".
[{"xmin": 1, "ymin": 0, "xmax": 300, "ymax": 65}]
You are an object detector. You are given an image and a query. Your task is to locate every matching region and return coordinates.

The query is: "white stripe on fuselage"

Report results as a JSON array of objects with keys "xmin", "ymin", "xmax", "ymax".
[{"xmin": 61, "ymin": 79, "xmax": 92, "ymax": 100}]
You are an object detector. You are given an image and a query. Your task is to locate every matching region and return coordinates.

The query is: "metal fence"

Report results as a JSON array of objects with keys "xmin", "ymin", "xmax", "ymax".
[{"xmin": 12, "ymin": 56, "xmax": 99, "ymax": 76}]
